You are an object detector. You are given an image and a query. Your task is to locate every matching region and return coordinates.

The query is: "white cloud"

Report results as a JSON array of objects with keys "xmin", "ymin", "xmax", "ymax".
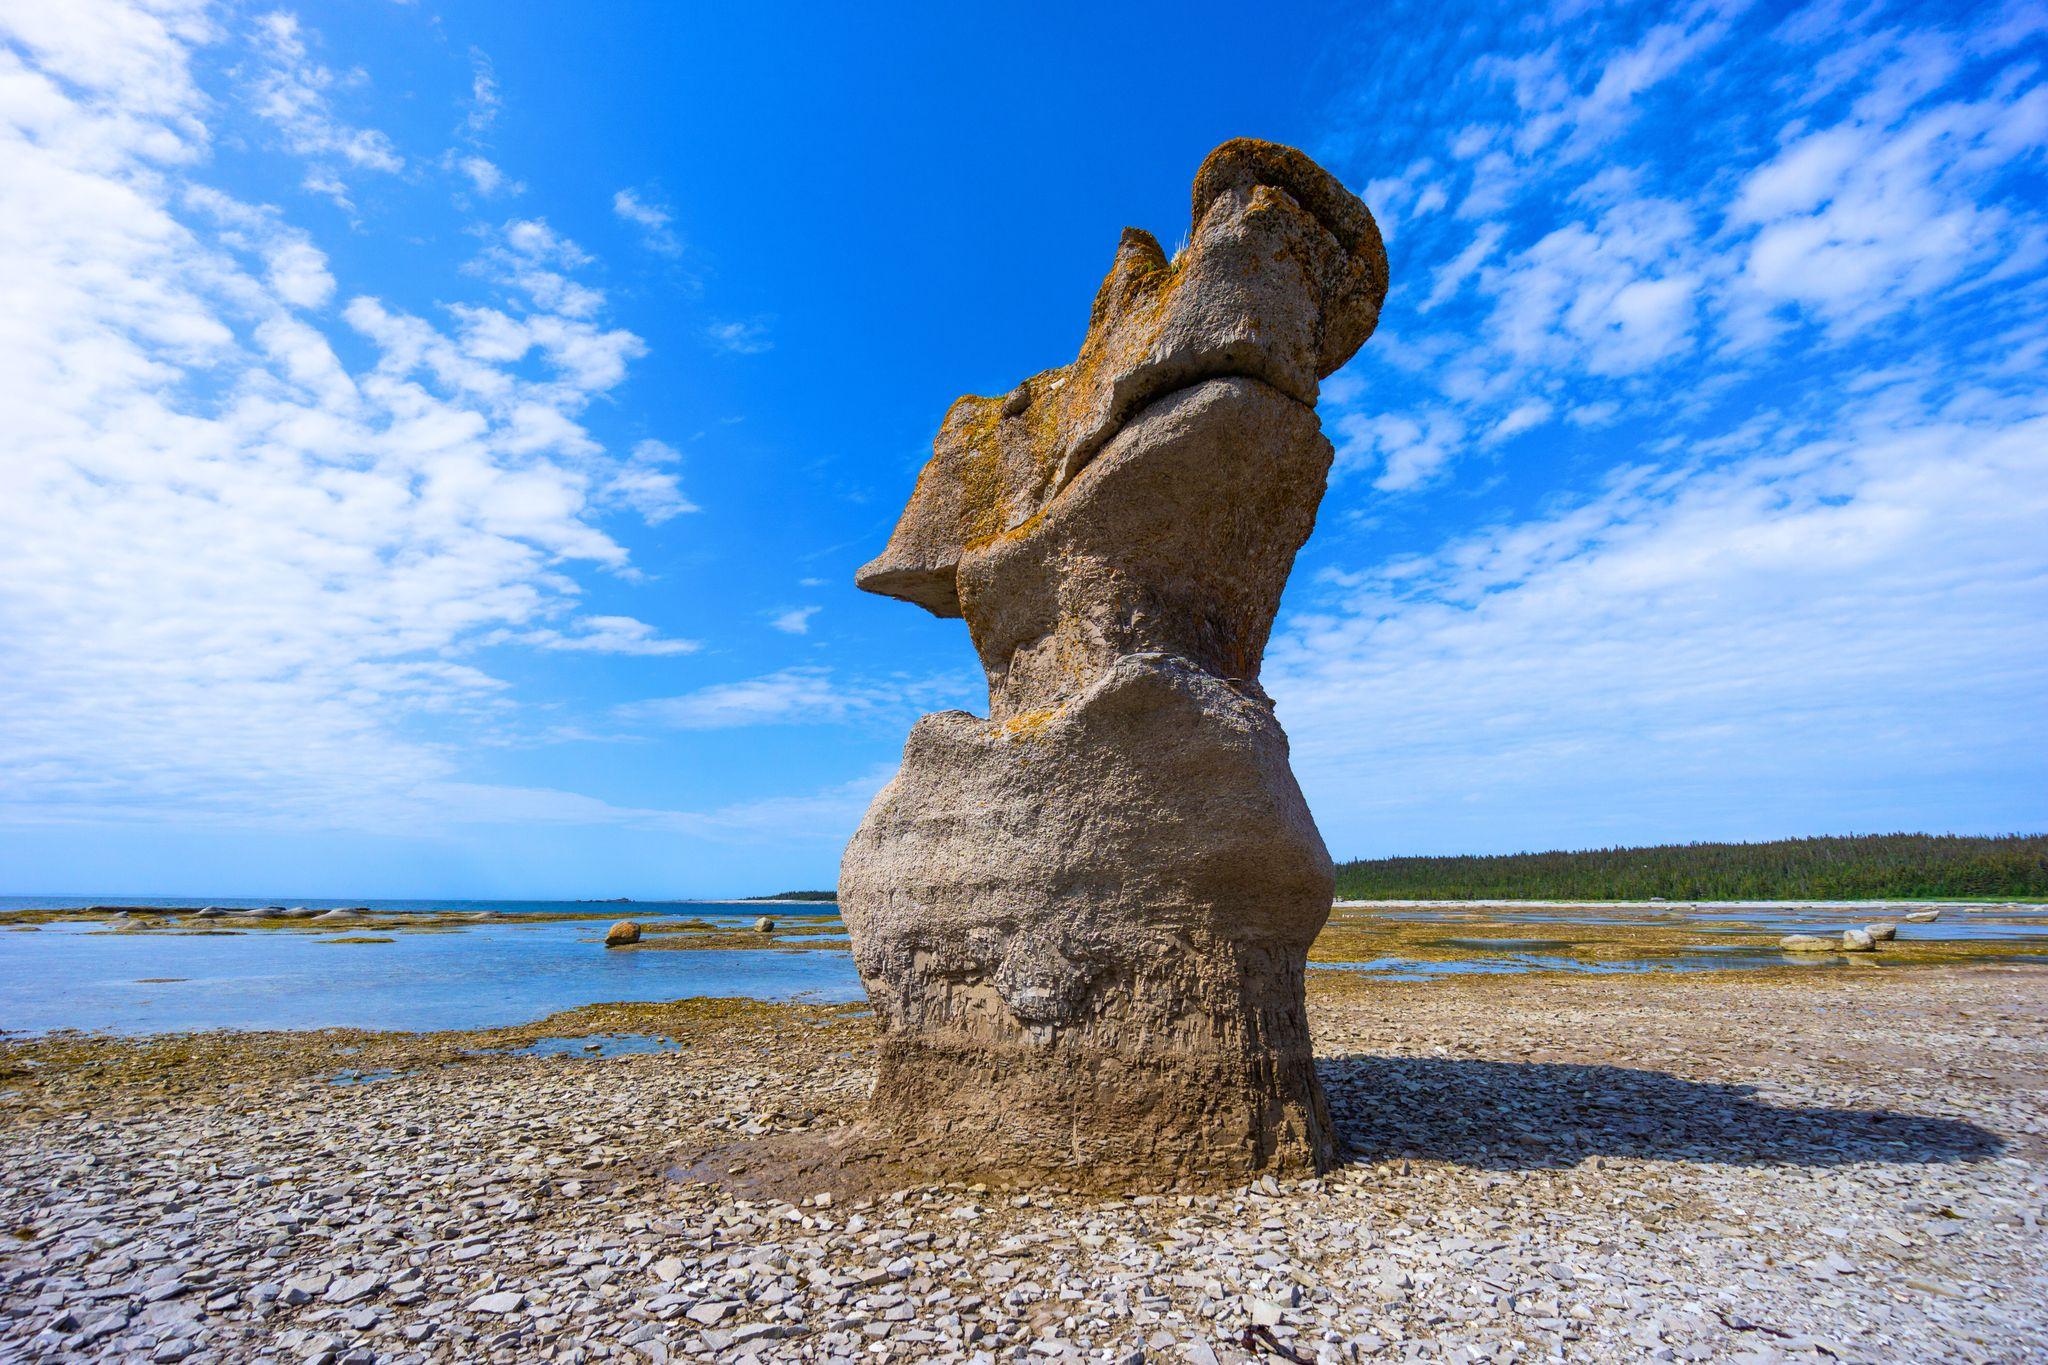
[
  {"xmin": 464, "ymin": 47, "xmax": 500, "ymax": 135},
  {"xmin": 706, "ymin": 318, "xmax": 773, "ymax": 354},
  {"xmin": 602, "ymin": 439, "xmax": 698, "ymax": 525},
  {"xmin": 1290, "ymin": 0, "xmax": 2048, "ymax": 852},
  {"xmin": 612, "ymin": 187, "xmax": 680, "ymax": 255},
  {"xmin": 1493, "ymin": 5, "xmax": 1738, "ymax": 160},
  {"xmin": 1328, "ymin": 409, "xmax": 1469, "ymax": 492},
  {"xmin": 1422, "ymin": 221, "xmax": 1503, "ymax": 312},
  {"xmin": 455, "ymin": 154, "xmax": 518, "ymax": 197},
  {"xmin": 1482, "ymin": 197, "xmax": 1701, "ymax": 378},
  {"xmin": 622, "ymin": 668, "xmax": 856, "ymax": 729},
  {"xmin": 0, "ymin": 5, "xmax": 697, "ymax": 834},
  {"xmin": 1726, "ymin": 81, "xmax": 2048, "ymax": 341},
  {"xmin": 1489, "ymin": 399, "xmax": 1553, "ymax": 443},
  {"xmin": 621, "ymin": 668, "xmax": 969, "ymax": 731},
  {"xmin": 770, "ymin": 605, "xmax": 820, "ymax": 635},
  {"xmin": 1273, "ymin": 385, "xmax": 2048, "ymax": 853},
  {"xmin": 488, "ymin": 616, "xmax": 698, "ymax": 657},
  {"xmin": 246, "ymin": 11, "xmax": 401, "ymax": 208}
]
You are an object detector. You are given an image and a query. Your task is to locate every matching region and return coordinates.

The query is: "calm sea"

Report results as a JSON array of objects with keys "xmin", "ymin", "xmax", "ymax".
[{"xmin": 0, "ymin": 898, "xmax": 860, "ymax": 1036}]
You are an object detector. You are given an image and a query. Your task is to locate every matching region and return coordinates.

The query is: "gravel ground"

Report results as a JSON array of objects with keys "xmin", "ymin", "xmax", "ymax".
[{"xmin": 2, "ymin": 965, "xmax": 2043, "ymax": 1363}]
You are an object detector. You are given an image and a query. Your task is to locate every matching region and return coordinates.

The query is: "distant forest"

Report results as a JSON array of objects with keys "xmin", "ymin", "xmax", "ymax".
[{"xmin": 1333, "ymin": 833, "xmax": 2048, "ymax": 902}]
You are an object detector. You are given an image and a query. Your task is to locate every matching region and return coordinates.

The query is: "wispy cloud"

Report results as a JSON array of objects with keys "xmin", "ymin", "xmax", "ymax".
[
  {"xmin": 0, "ymin": 6, "xmax": 696, "ymax": 832},
  {"xmin": 464, "ymin": 47, "xmax": 501, "ymax": 135},
  {"xmin": 416, "ymin": 765, "xmax": 898, "ymax": 845},
  {"xmin": 487, "ymin": 616, "xmax": 699, "ymax": 657},
  {"xmin": 706, "ymin": 318, "xmax": 773, "ymax": 354},
  {"xmin": 770, "ymin": 606, "xmax": 820, "ymax": 635},
  {"xmin": 619, "ymin": 668, "xmax": 970, "ymax": 731},
  {"xmin": 247, "ymin": 11, "xmax": 402, "ymax": 209},
  {"xmin": 1285, "ymin": 0, "xmax": 2048, "ymax": 848},
  {"xmin": 612, "ymin": 187, "xmax": 681, "ymax": 255},
  {"xmin": 453, "ymin": 154, "xmax": 519, "ymax": 197}
]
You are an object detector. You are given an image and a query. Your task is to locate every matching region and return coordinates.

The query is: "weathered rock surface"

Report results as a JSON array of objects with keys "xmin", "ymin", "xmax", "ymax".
[
  {"xmin": 1780, "ymin": 935, "xmax": 1836, "ymax": 952},
  {"xmin": 604, "ymin": 921, "xmax": 641, "ymax": 948},
  {"xmin": 840, "ymin": 139, "xmax": 1387, "ymax": 1184}
]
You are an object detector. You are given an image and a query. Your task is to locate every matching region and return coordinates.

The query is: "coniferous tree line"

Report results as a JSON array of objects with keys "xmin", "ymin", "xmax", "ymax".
[{"xmin": 1332, "ymin": 833, "xmax": 2048, "ymax": 901}]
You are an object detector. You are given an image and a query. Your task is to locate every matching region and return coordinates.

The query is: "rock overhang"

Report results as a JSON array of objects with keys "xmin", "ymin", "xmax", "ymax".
[{"xmin": 855, "ymin": 137, "xmax": 1386, "ymax": 623}]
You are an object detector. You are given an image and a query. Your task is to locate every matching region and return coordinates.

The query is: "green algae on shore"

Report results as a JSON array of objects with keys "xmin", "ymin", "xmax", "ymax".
[
  {"xmin": 606, "ymin": 914, "xmax": 847, "ymax": 953},
  {"xmin": 1308, "ymin": 902, "xmax": 2048, "ymax": 978},
  {"xmin": 0, "ymin": 995, "xmax": 872, "ymax": 1127}
]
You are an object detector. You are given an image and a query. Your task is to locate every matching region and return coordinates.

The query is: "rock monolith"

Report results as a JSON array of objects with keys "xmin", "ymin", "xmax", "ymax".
[{"xmin": 840, "ymin": 138, "xmax": 1388, "ymax": 1183}]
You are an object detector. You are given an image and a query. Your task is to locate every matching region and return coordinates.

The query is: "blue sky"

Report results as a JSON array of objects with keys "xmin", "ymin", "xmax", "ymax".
[{"xmin": 1, "ymin": 0, "xmax": 2043, "ymax": 898}]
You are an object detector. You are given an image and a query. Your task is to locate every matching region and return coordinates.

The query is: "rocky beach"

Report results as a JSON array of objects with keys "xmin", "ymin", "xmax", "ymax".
[{"xmin": 3, "ymin": 954, "xmax": 2044, "ymax": 1363}]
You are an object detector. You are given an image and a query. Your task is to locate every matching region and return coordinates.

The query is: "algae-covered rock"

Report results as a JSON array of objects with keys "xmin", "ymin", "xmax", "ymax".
[
  {"xmin": 841, "ymin": 139, "xmax": 1387, "ymax": 1185},
  {"xmin": 605, "ymin": 921, "xmax": 641, "ymax": 948}
]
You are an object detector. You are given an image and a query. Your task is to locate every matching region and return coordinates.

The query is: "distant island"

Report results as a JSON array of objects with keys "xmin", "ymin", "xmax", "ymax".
[
  {"xmin": 744, "ymin": 890, "xmax": 839, "ymax": 902},
  {"xmin": 1335, "ymin": 832, "xmax": 2048, "ymax": 902}
]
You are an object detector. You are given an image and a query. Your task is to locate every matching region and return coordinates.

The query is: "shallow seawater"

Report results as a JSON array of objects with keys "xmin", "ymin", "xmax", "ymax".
[
  {"xmin": 0, "ymin": 913, "xmax": 862, "ymax": 1035},
  {"xmin": 505, "ymin": 1033, "xmax": 684, "ymax": 1059},
  {"xmin": 329, "ymin": 1067, "xmax": 403, "ymax": 1086},
  {"xmin": 7, "ymin": 894, "xmax": 2044, "ymax": 1035},
  {"xmin": 1319, "ymin": 951, "xmax": 1739, "ymax": 981}
]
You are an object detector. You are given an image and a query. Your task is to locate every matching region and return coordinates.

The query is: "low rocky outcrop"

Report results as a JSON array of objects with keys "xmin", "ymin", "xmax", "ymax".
[
  {"xmin": 1780, "ymin": 935, "xmax": 1835, "ymax": 952},
  {"xmin": 840, "ymin": 139, "xmax": 1388, "ymax": 1183}
]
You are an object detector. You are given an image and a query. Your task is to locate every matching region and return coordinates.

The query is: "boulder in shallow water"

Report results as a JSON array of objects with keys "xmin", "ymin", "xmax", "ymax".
[
  {"xmin": 1865, "ymin": 922, "xmax": 1898, "ymax": 942},
  {"xmin": 1904, "ymin": 909, "xmax": 1940, "ymax": 923},
  {"xmin": 605, "ymin": 920, "xmax": 641, "ymax": 948},
  {"xmin": 1779, "ymin": 935, "xmax": 1836, "ymax": 952},
  {"xmin": 754, "ymin": 917, "xmax": 775, "ymax": 934},
  {"xmin": 1842, "ymin": 928, "xmax": 1877, "ymax": 951}
]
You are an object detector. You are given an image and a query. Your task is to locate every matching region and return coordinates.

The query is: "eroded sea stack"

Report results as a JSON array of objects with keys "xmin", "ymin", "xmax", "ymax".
[{"xmin": 841, "ymin": 139, "xmax": 1387, "ymax": 1183}]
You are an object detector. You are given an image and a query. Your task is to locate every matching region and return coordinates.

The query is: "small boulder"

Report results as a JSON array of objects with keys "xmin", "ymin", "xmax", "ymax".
[
  {"xmin": 192, "ymin": 907, "xmax": 226, "ymax": 919},
  {"xmin": 1779, "ymin": 935, "xmax": 1835, "ymax": 952},
  {"xmin": 1842, "ymin": 928, "xmax": 1877, "ymax": 951},
  {"xmin": 754, "ymin": 916, "xmax": 776, "ymax": 934},
  {"xmin": 1865, "ymin": 922, "xmax": 1898, "ymax": 942},
  {"xmin": 605, "ymin": 920, "xmax": 641, "ymax": 947},
  {"xmin": 315, "ymin": 908, "xmax": 356, "ymax": 921},
  {"xmin": 1904, "ymin": 909, "xmax": 1940, "ymax": 923}
]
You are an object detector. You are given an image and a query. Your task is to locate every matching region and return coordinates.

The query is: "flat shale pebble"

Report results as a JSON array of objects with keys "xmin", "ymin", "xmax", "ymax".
[{"xmin": 2, "ymin": 969, "xmax": 2044, "ymax": 1362}]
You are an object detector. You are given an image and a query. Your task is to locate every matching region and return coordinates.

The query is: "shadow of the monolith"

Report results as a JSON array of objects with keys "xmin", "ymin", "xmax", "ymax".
[{"xmin": 1320, "ymin": 1055, "xmax": 2002, "ymax": 1170}]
